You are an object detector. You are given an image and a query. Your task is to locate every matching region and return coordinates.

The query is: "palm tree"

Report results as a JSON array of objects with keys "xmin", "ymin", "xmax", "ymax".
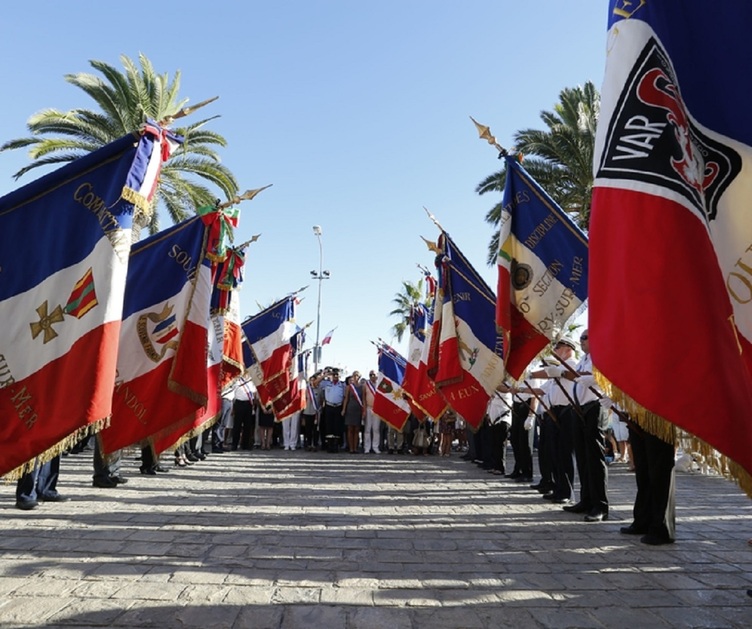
[
  {"xmin": 1, "ymin": 53, "xmax": 238, "ymax": 237},
  {"xmin": 478, "ymin": 82, "xmax": 599, "ymax": 264},
  {"xmin": 388, "ymin": 279, "xmax": 425, "ymax": 342}
]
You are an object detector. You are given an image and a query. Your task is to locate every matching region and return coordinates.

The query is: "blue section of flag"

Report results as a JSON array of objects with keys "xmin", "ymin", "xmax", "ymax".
[
  {"xmin": 153, "ymin": 315, "xmax": 177, "ymax": 334},
  {"xmin": 441, "ymin": 233, "xmax": 502, "ymax": 354},
  {"xmin": 411, "ymin": 304, "xmax": 428, "ymax": 343},
  {"xmin": 241, "ymin": 298, "xmax": 293, "ymax": 345},
  {"xmin": 378, "ymin": 346, "xmax": 406, "ymax": 383},
  {"xmin": 607, "ymin": 1, "xmax": 752, "ymax": 146},
  {"xmin": 0, "ymin": 134, "xmax": 140, "ymax": 301},
  {"xmin": 503, "ymin": 157, "xmax": 589, "ymax": 302},
  {"xmin": 122, "ymin": 216, "xmax": 209, "ymax": 319},
  {"xmin": 242, "ymin": 338, "xmax": 257, "ymax": 368}
]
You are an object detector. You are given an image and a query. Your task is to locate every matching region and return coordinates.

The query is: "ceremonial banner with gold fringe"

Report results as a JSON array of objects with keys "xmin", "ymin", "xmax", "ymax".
[
  {"xmin": 373, "ymin": 344, "xmax": 412, "ymax": 431},
  {"xmin": 99, "ymin": 215, "xmax": 213, "ymax": 455},
  {"xmin": 0, "ymin": 128, "xmax": 170, "ymax": 479},
  {"xmin": 240, "ymin": 297, "xmax": 296, "ymax": 405},
  {"xmin": 590, "ymin": 0, "xmax": 752, "ymax": 494},
  {"xmin": 149, "ymin": 303, "xmax": 225, "ymax": 456},
  {"xmin": 401, "ymin": 303, "xmax": 448, "ymax": 420},
  {"xmin": 272, "ymin": 337, "xmax": 309, "ymax": 421},
  {"xmin": 497, "ymin": 156, "xmax": 588, "ymax": 379},
  {"xmin": 427, "ymin": 232, "xmax": 505, "ymax": 429}
]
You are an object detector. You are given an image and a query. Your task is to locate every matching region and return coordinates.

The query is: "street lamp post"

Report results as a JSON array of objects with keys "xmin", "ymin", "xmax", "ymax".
[{"xmin": 310, "ymin": 225, "xmax": 330, "ymax": 373}]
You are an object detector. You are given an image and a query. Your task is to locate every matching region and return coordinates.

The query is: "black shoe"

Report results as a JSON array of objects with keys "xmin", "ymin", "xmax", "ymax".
[
  {"xmin": 140, "ymin": 466, "xmax": 157, "ymax": 476},
  {"xmin": 38, "ymin": 493, "xmax": 70, "ymax": 502},
  {"xmin": 195, "ymin": 452, "xmax": 207, "ymax": 461},
  {"xmin": 155, "ymin": 464, "xmax": 169, "ymax": 473},
  {"xmin": 516, "ymin": 476, "xmax": 533, "ymax": 483},
  {"xmin": 92, "ymin": 478, "xmax": 118, "ymax": 488},
  {"xmin": 619, "ymin": 524, "xmax": 647, "ymax": 535},
  {"xmin": 505, "ymin": 472, "xmax": 522, "ymax": 479},
  {"xmin": 15, "ymin": 500, "xmax": 38, "ymax": 511},
  {"xmin": 212, "ymin": 446, "xmax": 225, "ymax": 454},
  {"xmin": 563, "ymin": 502, "xmax": 590, "ymax": 514},
  {"xmin": 110, "ymin": 476, "xmax": 128, "ymax": 485},
  {"xmin": 541, "ymin": 491, "xmax": 557, "ymax": 500},
  {"xmin": 584, "ymin": 511, "xmax": 608, "ymax": 522},
  {"xmin": 640, "ymin": 534, "xmax": 674, "ymax": 546},
  {"xmin": 186, "ymin": 453, "xmax": 199, "ymax": 462},
  {"xmin": 553, "ymin": 497, "xmax": 571, "ymax": 505}
]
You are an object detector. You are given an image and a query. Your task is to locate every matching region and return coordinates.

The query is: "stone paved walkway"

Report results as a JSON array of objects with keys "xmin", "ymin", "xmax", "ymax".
[{"xmin": 1, "ymin": 447, "xmax": 751, "ymax": 628}]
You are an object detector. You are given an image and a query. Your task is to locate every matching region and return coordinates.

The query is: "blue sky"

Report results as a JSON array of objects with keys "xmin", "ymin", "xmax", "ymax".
[{"xmin": 0, "ymin": 1, "xmax": 606, "ymax": 374}]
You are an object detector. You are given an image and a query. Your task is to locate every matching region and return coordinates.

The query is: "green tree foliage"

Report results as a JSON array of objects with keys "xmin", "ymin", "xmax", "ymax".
[
  {"xmin": 1, "ymin": 53, "xmax": 239, "ymax": 236},
  {"xmin": 478, "ymin": 82, "xmax": 599, "ymax": 264}
]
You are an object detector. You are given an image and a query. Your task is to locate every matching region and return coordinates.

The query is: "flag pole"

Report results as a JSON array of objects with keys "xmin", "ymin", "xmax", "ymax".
[{"xmin": 470, "ymin": 116, "xmax": 510, "ymax": 158}]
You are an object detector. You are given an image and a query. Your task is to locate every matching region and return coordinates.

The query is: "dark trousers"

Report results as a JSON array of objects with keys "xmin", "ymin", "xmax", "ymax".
[
  {"xmin": 552, "ymin": 405, "xmax": 575, "ymax": 501},
  {"xmin": 17, "ymin": 455, "xmax": 61, "ymax": 503},
  {"xmin": 232, "ymin": 400, "xmax": 255, "ymax": 450},
  {"xmin": 322, "ymin": 404, "xmax": 343, "ymax": 440},
  {"xmin": 93, "ymin": 439, "xmax": 121, "ymax": 482},
  {"xmin": 489, "ymin": 420, "xmax": 509, "ymax": 473},
  {"xmin": 511, "ymin": 400, "xmax": 533, "ymax": 478},
  {"xmin": 629, "ymin": 425, "xmax": 676, "ymax": 540},
  {"xmin": 475, "ymin": 421, "xmax": 491, "ymax": 466},
  {"xmin": 538, "ymin": 413, "xmax": 556, "ymax": 488},
  {"xmin": 301, "ymin": 413, "xmax": 318, "ymax": 448},
  {"xmin": 572, "ymin": 401, "xmax": 609, "ymax": 514}
]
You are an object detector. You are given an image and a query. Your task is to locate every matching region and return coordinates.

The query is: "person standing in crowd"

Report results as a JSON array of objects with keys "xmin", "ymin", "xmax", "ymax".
[
  {"xmin": 563, "ymin": 329, "xmax": 610, "ymax": 522},
  {"xmin": 257, "ymin": 401, "xmax": 276, "ymax": 450},
  {"xmin": 213, "ymin": 384, "xmax": 236, "ymax": 453},
  {"xmin": 437, "ymin": 408, "xmax": 457, "ymax": 456},
  {"xmin": 621, "ymin": 418, "xmax": 676, "ymax": 545},
  {"xmin": 282, "ymin": 405, "xmax": 301, "ymax": 451},
  {"xmin": 508, "ymin": 372, "xmax": 538, "ymax": 483},
  {"xmin": 487, "ymin": 389, "xmax": 512, "ymax": 475},
  {"xmin": 530, "ymin": 337, "xmax": 578, "ymax": 504},
  {"xmin": 16, "ymin": 454, "xmax": 67, "ymax": 510},
  {"xmin": 322, "ymin": 368, "xmax": 345, "ymax": 449},
  {"xmin": 92, "ymin": 441, "xmax": 128, "ymax": 488},
  {"xmin": 362, "ymin": 370, "xmax": 382, "ymax": 454},
  {"xmin": 387, "ymin": 421, "xmax": 405, "ymax": 454},
  {"xmin": 231, "ymin": 378, "xmax": 255, "ymax": 451},
  {"xmin": 301, "ymin": 372, "xmax": 322, "ymax": 451},
  {"xmin": 342, "ymin": 372, "xmax": 364, "ymax": 454}
]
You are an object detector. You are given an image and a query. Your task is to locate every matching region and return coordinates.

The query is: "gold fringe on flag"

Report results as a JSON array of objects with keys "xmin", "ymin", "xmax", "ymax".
[
  {"xmin": 1, "ymin": 416, "xmax": 110, "ymax": 482},
  {"xmin": 147, "ymin": 413, "xmax": 221, "ymax": 455},
  {"xmin": 593, "ymin": 367, "xmax": 752, "ymax": 498},
  {"xmin": 120, "ymin": 186, "xmax": 154, "ymax": 217}
]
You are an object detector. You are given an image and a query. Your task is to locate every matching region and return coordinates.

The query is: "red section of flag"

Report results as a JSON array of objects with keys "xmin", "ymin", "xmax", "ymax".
[
  {"xmin": 0, "ymin": 322, "xmax": 119, "ymax": 476},
  {"xmin": 590, "ymin": 187, "xmax": 752, "ymax": 477},
  {"xmin": 100, "ymin": 318, "xmax": 209, "ymax": 454}
]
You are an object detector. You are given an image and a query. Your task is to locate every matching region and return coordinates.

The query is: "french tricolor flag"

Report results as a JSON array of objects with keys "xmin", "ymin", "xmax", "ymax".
[
  {"xmin": 401, "ymin": 303, "xmax": 447, "ymax": 420},
  {"xmin": 0, "ymin": 129, "xmax": 168, "ymax": 478},
  {"xmin": 243, "ymin": 297, "xmax": 296, "ymax": 388},
  {"xmin": 373, "ymin": 345, "xmax": 412, "ymax": 431},
  {"xmin": 99, "ymin": 215, "xmax": 212, "ymax": 455}
]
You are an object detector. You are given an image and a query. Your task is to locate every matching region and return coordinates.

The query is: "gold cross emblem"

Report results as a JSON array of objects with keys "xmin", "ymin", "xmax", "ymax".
[{"xmin": 30, "ymin": 301, "xmax": 65, "ymax": 344}]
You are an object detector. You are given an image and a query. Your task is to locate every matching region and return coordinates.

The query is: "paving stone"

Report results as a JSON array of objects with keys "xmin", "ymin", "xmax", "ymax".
[{"xmin": 0, "ymin": 449, "xmax": 750, "ymax": 627}]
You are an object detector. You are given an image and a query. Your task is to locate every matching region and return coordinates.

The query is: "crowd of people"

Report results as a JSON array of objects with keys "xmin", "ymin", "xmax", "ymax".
[{"xmin": 13, "ymin": 329, "xmax": 677, "ymax": 549}]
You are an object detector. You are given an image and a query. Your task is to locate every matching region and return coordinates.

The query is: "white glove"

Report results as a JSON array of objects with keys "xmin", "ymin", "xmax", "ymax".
[
  {"xmin": 544, "ymin": 365, "xmax": 565, "ymax": 378},
  {"xmin": 576, "ymin": 375, "xmax": 596, "ymax": 389},
  {"xmin": 524, "ymin": 416, "xmax": 534, "ymax": 430},
  {"xmin": 599, "ymin": 397, "xmax": 613, "ymax": 410}
]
